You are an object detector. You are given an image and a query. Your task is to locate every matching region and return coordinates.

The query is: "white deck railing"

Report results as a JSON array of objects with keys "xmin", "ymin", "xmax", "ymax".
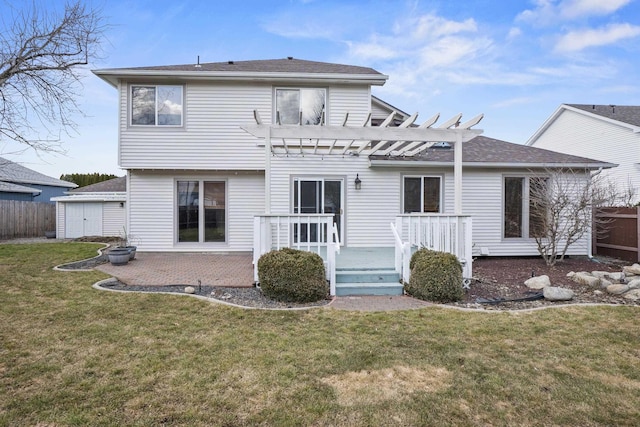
[
  {"xmin": 253, "ymin": 214, "xmax": 336, "ymax": 285},
  {"xmin": 390, "ymin": 222, "xmax": 411, "ymax": 284},
  {"xmin": 395, "ymin": 214, "xmax": 473, "ymax": 280}
]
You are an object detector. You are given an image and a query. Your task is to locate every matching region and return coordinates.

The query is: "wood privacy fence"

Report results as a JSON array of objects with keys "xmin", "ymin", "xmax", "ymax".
[
  {"xmin": 594, "ymin": 207, "xmax": 640, "ymax": 263},
  {"xmin": 0, "ymin": 200, "xmax": 56, "ymax": 240}
]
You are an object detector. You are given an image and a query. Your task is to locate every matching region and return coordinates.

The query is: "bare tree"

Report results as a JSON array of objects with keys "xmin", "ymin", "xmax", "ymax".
[
  {"xmin": 529, "ymin": 168, "xmax": 619, "ymax": 266},
  {"xmin": 0, "ymin": 1, "xmax": 106, "ymax": 153}
]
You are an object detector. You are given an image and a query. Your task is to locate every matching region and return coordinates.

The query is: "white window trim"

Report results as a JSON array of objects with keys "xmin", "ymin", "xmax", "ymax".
[
  {"xmin": 130, "ymin": 84, "xmax": 184, "ymax": 127},
  {"xmin": 401, "ymin": 174, "xmax": 444, "ymax": 214},
  {"xmin": 273, "ymin": 87, "xmax": 327, "ymax": 125},
  {"xmin": 174, "ymin": 178, "xmax": 228, "ymax": 246}
]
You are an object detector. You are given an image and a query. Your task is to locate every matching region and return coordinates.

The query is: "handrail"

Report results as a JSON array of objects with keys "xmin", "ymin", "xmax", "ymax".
[
  {"xmin": 390, "ymin": 222, "xmax": 402, "ymax": 247},
  {"xmin": 331, "ymin": 222, "xmax": 341, "ymax": 254}
]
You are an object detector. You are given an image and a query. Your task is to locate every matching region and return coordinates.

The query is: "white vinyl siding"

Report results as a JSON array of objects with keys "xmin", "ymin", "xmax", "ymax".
[
  {"xmin": 531, "ymin": 109, "xmax": 640, "ymax": 203},
  {"xmin": 120, "ymin": 82, "xmax": 271, "ymax": 170},
  {"xmin": 328, "ymin": 85, "xmax": 371, "ymax": 126},
  {"xmin": 103, "ymin": 202, "xmax": 126, "ymax": 236},
  {"xmin": 119, "ymin": 82, "xmax": 372, "ymax": 170},
  {"xmin": 128, "ymin": 170, "xmax": 264, "ymax": 251},
  {"xmin": 461, "ymin": 168, "xmax": 590, "ymax": 257}
]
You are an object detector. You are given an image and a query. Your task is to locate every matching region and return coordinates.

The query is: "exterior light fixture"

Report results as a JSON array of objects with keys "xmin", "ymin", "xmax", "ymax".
[{"xmin": 354, "ymin": 174, "xmax": 362, "ymax": 190}]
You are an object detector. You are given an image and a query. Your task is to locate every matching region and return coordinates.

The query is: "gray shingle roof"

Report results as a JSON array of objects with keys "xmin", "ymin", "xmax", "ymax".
[
  {"xmin": 568, "ymin": 104, "xmax": 640, "ymax": 127},
  {"xmin": 0, "ymin": 181, "xmax": 41, "ymax": 194},
  {"xmin": 370, "ymin": 136, "xmax": 615, "ymax": 168},
  {"xmin": 102, "ymin": 58, "xmax": 383, "ymax": 76},
  {"xmin": 70, "ymin": 176, "xmax": 126, "ymax": 193},
  {"xmin": 0, "ymin": 157, "xmax": 77, "ymax": 188}
]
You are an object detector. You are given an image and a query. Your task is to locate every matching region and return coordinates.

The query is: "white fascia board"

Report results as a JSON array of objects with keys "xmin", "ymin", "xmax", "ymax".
[
  {"xmin": 369, "ymin": 160, "xmax": 618, "ymax": 169},
  {"xmin": 93, "ymin": 69, "xmax": 388, "ymax": 87},
  {"xmin": 525, "ymin": 104, "xmax": 567, "ymax": 146},
  {"xmin": 528, "ymin": 104, "xmax": 640, "ymax": 146},
  {"xmin": 51, "ymin": 193, "xmax": 127, "ymax": 202}
]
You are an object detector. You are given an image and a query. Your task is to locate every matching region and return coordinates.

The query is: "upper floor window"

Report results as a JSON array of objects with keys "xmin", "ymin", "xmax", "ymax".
[
  {"xmin": 403, "ymin": 176, "xmax": 442, "ymax": 213},
  {"xmin": 275, "ymin": 88, "xmax": 325, "ymax": 125},
  {"xmin": 131, "ymin": 85, "xmax": 183, "ymax": 126}
]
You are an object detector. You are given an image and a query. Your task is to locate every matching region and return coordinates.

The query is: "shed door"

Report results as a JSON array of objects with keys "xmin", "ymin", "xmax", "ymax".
[
  {"xmin": 65, "ymin": 203, "xmax": 103, "ymax": 238},
  {"xmin": 83, "ymin": 203, "xmax": 103, "ymax": 236}
]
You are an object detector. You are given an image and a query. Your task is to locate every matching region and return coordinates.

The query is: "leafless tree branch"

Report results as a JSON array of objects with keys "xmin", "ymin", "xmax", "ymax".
[
  {"xmin": 529, "ymin": 168, "xmax": 620, "ymax": 266},
  {"xmin": 0, "ymin": 1, "xmax": 106, "ymax": 153}
]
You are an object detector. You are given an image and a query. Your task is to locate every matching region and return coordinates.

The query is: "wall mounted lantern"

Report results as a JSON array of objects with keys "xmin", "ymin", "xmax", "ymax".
[{"xmin": 354, "ymin": 174, "xmax": 362, "ymax": 190}]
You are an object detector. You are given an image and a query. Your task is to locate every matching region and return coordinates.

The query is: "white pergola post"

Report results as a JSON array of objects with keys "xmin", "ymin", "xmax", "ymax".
[{"xmin": 454, "ymin": 132, "xmax": 463, "ymax": 215}]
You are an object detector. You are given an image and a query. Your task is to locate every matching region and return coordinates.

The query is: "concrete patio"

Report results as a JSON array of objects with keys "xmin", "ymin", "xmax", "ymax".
[
  {"xmin": 96, "ymin": 252, "xmax": 255, "ymax": 287},
  {"xmin": 94, "ymin": 250, "xmax": 432, "ymax": 311}
]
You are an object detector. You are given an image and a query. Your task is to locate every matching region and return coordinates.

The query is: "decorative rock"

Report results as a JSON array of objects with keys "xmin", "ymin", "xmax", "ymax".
[
  {"xmin": 623, "ymin": 289, "xmax": 640, "ymax": 301},
  {"xmin": 606, "ymin": 284, "xmax": 630, "ymax": 295},
  {"xmin": 568, "ymin": 272, "xmax": 601, "ymax": 288},
  {"xmin": 600, "ymin": 278, "xmax": 613, "ymax": 289},
  {"xmin": 593, "ymin": 290, "xmax": 603, "ymax": 295},
  {"xmin": 543, "ymin": 286, "xmax": 574, "ymax": 301},
  {"xmin": 184, "ymin": 286, "xmax": 196, "ymax": 294},
  {"xmin": 623, "ymin": 264, "xmax": 640, "ymax": 275},
  {"xmin": 627, "ymin": 279, "xmax": 640, "ymax": 289},
  {"xmin": 608, "ymin": 272, "xmax": 625, "ymax": 282},
  {"xmin": 591, "ymin": 271, "xmax": 609, "ymax": 279},
  {"xmin": 525, "ymin": 275, "xmax": 551, "ymax": 290}
]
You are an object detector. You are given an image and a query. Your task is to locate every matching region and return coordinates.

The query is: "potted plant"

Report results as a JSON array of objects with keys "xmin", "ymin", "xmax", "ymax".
[
  {"xmin": 108, "ymin": 247, "xmax": 131, "ymax": 265},
  {"xmin": 118, "ymin": 227, "xmax": 138, "ymax": 260}
]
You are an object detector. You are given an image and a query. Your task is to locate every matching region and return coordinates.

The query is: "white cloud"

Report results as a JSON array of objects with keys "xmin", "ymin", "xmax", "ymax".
[
  {"xmin": 560, "ymin": 0, "xmax": 633, "ymax": 19},
  {"xmin": 555, "ymin": 23, "xmax": 640, "ymax": 52},
  {"xmin": 517, "ymin": 0, "xmax": 632, "ymax": 24},
  {"xmin": 508, "ymin": 27, "xmax": 522, "ymax": 39}
]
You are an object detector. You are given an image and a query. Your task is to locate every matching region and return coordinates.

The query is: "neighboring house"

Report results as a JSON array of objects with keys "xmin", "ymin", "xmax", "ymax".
[
  {"xmin": 93, "ymin": 58, "xmax": 612, "ymax": 295},
  {"xmin": 0, "ymin": 157, "xmax": 77, "ymax": 202},
  {"xmin": 526, "ymin": 104, "xmax": 640, "ymax": 203},
  {"xmin": 52, "ymin": 177, "xmax": 126, "ymax": 238}
]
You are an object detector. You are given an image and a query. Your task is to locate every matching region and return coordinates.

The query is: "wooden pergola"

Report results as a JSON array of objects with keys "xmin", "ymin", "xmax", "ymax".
[{"xmin": 242, "ymin": 110, "xmax": 484, "ymax": 215}]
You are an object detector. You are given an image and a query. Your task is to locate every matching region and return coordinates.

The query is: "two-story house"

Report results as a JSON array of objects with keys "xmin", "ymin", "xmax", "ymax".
[{"xmin": 92, "ymin": 58, "xmax": 613, "ymax": 295}]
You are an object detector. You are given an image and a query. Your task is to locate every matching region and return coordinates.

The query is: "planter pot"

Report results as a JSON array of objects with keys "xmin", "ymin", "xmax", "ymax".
[
  {"xmin": 119, "ymin": 246, "xmax": 137, "ymax": 260},
  {"xmin": 108, "ymin": 248, "xmax": 131, "ymax": 265}
]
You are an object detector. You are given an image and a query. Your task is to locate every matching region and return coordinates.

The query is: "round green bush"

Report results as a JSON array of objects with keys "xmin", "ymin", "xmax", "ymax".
[
  {"xmin": 405, "ymin": 248, "xmax": 464, "ymax": 303},
  {"xmin": 257, "ymin": 248, "xmax": 328, "ymax": 303}
]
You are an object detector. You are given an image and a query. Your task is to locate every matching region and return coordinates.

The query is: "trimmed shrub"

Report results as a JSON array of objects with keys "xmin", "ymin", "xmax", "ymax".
[
  {"xmin": 257, "ymin": 247, "xmax": 328, "ymax": 303},
  {"xmin": 405, "ymin": 248, "xmax": 464, "ymax": 303}
]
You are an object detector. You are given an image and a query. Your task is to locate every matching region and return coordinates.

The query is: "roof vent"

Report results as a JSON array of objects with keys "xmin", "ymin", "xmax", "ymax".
[
  {"xmin": 195, "ymin": 55, "xmax": 201, "ymax": 68},
  {"xmin": 228, "ymin": 60, "xmax": 234, "ymax": 65},
  {"xmin": 432, "ymin": 142, "xmax": 452, "ymax": 149},
  {"xmin": 287, "ymin": 56, "xmax": 293, "ymax": 60},
  {"xmin": 610, "ymin": 104, "xmax": 616, "ymax": 113}
]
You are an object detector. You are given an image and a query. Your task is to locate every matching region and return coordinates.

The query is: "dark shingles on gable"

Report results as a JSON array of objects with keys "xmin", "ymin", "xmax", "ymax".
[
  {"xmin": 120, "ymin": 58, "xmax": 383, "ymax": 76},
  {"xmin": 568, "ymin": 104, "xmax": 640, "ymax": 127},
  {"xmin": 70, "ymin": 176, "xmax": 126, "ymax": 193}
]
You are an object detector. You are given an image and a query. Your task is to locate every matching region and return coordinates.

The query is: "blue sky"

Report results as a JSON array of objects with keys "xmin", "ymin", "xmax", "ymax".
[{"xmin": 4, "ymin": 0, "xmax": 640, "ymax": 178}]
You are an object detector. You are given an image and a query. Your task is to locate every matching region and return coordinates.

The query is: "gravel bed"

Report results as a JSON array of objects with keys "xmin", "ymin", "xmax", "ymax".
[{"xmin": 99, "ymin": 280, "xmax": 332, "ymax": 309}]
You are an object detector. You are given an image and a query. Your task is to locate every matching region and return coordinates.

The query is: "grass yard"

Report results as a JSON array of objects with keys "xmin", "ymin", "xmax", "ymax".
[{"xmin": 1, "ymin": 243, "xmax": 639, "ymax": 426}]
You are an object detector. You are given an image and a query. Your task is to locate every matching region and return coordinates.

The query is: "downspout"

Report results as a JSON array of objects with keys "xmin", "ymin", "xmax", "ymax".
[
  {"xmin": 588, "ymin": 167, "xmax": 604, "ymax": 259},
  {"xmin": 265, "ymin": 126, "xmax": 271, "ymax": 214}
]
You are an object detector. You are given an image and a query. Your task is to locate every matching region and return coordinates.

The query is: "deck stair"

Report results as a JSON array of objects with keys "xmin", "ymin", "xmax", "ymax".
[{"xmin": 334, "ymin": 267, "xmax": 403, "ymax": 296}]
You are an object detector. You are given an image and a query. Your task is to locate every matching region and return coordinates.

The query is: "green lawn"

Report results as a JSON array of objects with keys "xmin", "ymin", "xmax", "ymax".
[{"xmin": 1, "ymin": 243, "xmax": 639, "ymax": 426}]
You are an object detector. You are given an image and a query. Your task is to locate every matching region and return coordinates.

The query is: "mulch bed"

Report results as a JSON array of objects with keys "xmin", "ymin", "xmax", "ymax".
[{"xmin": 457, "ymin": 256, "xmax": 639, "ymax": 310}]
